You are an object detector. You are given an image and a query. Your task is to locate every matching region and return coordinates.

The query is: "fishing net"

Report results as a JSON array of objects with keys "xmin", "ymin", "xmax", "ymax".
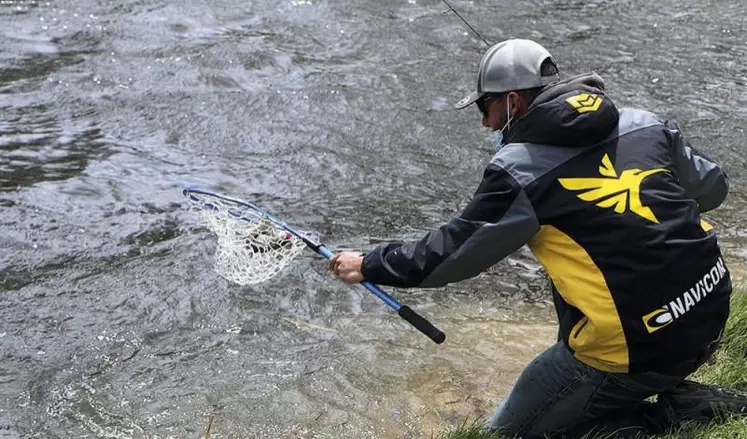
[{"xmin": 189, "ymin": 195, "xmax": 311, "ymax": 286}]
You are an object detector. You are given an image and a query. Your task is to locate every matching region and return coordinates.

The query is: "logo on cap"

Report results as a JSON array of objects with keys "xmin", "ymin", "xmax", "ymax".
[{"xmin": 566, "ymin": 93, "xmax": 603, "ymax": 114}]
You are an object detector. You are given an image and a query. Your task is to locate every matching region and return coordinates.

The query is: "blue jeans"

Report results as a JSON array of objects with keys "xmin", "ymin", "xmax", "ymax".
[{"xmin": 486, "ymin": 342, "xmax": 698, "ymax": 438}]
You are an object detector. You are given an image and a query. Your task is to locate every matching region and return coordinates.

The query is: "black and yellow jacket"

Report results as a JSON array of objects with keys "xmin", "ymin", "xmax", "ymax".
[{"xmin": 361, "ymin": 73, "xmax": 731, "ymax": 374}]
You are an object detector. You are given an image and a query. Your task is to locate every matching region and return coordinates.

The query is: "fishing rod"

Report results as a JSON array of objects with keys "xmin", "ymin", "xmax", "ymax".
[{"xmin": 441, "ymin": 0, "xmax": 491, "ymax": 47}]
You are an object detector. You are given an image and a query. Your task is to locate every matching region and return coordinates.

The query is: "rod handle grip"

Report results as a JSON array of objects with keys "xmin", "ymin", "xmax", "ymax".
[{"xmin": 398, "ymin": 305, "xmax": 446, "ymax": 344}]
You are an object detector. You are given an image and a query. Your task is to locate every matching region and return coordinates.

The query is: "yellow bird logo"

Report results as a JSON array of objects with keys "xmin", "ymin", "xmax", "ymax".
[{"xmin": 559, "ymin": 154, "xmax": 667, "ymax": 223}]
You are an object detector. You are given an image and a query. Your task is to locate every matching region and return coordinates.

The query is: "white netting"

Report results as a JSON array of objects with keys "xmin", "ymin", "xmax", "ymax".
[{"xmin": 191, "ymin": 197, "xmax": 310, "ymax": 286}]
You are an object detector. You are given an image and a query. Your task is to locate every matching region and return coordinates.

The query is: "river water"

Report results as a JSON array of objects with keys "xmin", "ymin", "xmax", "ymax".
[{"xmin": 1, "ymin": 0, "xmax": 745, "ymax": 437}]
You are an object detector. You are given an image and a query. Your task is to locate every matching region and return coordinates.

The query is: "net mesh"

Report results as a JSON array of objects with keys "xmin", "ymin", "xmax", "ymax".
[{"xmin": 190, "ymin": 196, "xmax": 310, "ymax": 286}]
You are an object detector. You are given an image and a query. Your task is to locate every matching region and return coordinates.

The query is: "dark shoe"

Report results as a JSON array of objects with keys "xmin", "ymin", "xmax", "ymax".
[{"xmin": 658, "ymin": 380, "xmax": 747, "ymax": 424}]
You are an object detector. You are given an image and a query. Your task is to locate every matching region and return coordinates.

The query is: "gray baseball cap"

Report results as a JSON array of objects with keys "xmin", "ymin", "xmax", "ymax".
[{"xmin": 456, "ymin": 39, "xmax": 559, "ymax": 109}]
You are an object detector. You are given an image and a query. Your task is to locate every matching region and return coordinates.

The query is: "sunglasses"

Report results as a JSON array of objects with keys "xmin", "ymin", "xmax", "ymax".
[{"xmin": 476, "ymin": 93, "xmax": 504, "ymax": 117}]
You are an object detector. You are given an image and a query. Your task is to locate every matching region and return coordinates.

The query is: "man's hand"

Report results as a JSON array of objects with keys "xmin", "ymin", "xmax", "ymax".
[{"xmin": 329, "ymin": 251, "xmax": 365, "ymax": 284}]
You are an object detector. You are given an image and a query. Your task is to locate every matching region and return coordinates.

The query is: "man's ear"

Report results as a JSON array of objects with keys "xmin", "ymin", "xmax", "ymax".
[
  {"xmin": 507, "ymin": 91, "xmax": 520, "ymax": 117},
  {"xmin": 509, "ymin": 91, "xmax": 530, "ymax": 116}
]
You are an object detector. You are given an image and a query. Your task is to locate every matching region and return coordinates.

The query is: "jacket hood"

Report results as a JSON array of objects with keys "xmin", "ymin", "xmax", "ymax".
[{"xmin": 505, "ymin": 73, "xmax": 620, "ymax": 147}]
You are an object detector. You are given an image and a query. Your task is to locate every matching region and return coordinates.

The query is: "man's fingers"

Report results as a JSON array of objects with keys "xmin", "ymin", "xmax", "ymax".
[
  {"xmin": 328, "ymin": 254, "xmax": 339, "ymax": 271},
  {"xmin": 339, "ymin": 272, "xmax": 354, "ymax": 284},
  {"xmin": 343, "ymin": 273, "xmax": 363, "ymax": 284},
  {"xmin": 329, "ymin": 252, "xmax": 363, "ymax": 283}
]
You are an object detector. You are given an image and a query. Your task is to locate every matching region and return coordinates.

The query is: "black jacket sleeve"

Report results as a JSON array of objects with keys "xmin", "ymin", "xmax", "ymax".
[
  {"xmin": 666, "ymin": 120, "xmax": 729, "ymax": 212},
  {"xmin": 361, "ymin": 165, "xmax": 540, "ymax": 288}
]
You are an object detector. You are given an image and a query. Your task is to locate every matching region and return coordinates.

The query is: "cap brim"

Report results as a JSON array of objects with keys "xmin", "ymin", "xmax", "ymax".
[{"xmin": 455, "ymin": 91, "xmax": 483, "ymax": 110}]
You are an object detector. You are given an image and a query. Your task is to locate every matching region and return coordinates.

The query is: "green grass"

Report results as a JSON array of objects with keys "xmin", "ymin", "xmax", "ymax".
[
  {"xmin": 434, "ymin": 420, "xmax": 504, "ymax": 439},
  {"xmin": 438, "ymin": 290, "xmax": 747, "ymax": 439}
]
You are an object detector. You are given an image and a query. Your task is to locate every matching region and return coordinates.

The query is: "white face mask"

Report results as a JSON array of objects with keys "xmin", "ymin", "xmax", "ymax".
[{"xmin": 492, "ymin": 99, "xmax": 513, "ymax": 151}]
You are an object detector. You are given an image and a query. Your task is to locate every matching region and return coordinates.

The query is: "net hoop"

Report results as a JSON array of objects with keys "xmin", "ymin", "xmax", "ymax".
[{"xmin": 185, "ymin": 190, "xmax": 314, "ymax": 286}]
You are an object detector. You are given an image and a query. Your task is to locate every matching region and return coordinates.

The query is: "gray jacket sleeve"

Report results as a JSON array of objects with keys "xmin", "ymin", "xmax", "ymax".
[
  {"xmin": 666, "ymin": 120, "xmax": 729, "ymax": 212},
  {"xmin": 361, "ymin": 165, "xmax": 540, "ymax": 288}
]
